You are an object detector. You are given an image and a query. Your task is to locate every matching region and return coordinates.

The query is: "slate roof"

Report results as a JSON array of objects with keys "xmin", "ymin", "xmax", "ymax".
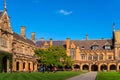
[
  {"xmin": 13, "ymin": 32, "xmax": 35, "ymax": 45},
  {"xmin": 71, "ymin": 39, "xmax": 113, "ymax": 50},
  {"xmin": 36, "ymin": 41, "xmax": 66, "ymax": 47},
  {"xmin": 36, "ymin": 39, "xmax": 113, "ymax": 50}
]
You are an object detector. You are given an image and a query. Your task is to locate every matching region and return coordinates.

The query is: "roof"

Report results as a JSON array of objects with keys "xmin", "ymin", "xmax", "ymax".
[
  {"xmin": 13, "ymin": 32, "xmax": 35, "ymax": 45},
  {"xmin": 71, "ymin": 39, "xmax": 113, "ymax": 50},
  {"xmin": 36, "ymin": 41, "xmax": 66, "ymax": 47}
]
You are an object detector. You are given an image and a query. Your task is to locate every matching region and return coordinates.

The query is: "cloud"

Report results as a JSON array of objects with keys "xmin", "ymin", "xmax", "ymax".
[{"xmin": 58, "ymin": 9, "xmax": 72, "ymax": 15}]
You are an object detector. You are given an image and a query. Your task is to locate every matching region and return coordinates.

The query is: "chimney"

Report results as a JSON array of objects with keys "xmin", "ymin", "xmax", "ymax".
[
  {"xmin": 31, "ymin": 32, "xmax": 35, "ymax": 41},
  {"xmin": 50, "ymin": 38, "xmax": 53, "ymax": 47},
  {"xmin": 40, "ymin": 37, "xmax": 44, "ymax": 41},
  {"xmin": 86, "ymin": 34, "xmax": 88, "ymax": 40},
  {"xmin": 66, "ymin": 38, "xmax": 70, "ymax": 49},
  {"xmin": 21, "ymin": 26, "xmax": 26, "ymax": 38}
]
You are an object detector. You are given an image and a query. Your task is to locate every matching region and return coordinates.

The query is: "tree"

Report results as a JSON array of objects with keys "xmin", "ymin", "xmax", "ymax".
[{"xmin": 34, "ymin": 46, "xmax": 73, "ymax": 70}]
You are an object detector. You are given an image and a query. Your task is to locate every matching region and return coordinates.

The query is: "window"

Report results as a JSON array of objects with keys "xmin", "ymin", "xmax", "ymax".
[
  {"xmin": 92, "ymin": 45, "xmax": 99, "ymax": 50},
  {"xmin": 105, "ymin": 45, "xmax": 111, "ymax": 50},
  {"xmin": 93, "ymin": 54, "xmax": 98, "ymax": 60},
  {"xmin": 19, "ymin": 48, "xmax": 23, "ymax": 53},
  {"xmin": 81, "ymin": 46, "xmax": 85, "ymax": 50},
  {"xmin": 70, "ymin": 49, "xmax": 76, "ymax": 59},
  {"xmin": 88, "ymin": 54, "xmax": 92, "ymax": 60},
  {"xmin": 0, "ymin": 38, "xmax": 7, "ymax": 47},
  {"xmin": 99, "ymin": 54, "xmax": 103, "ymax": 60},
  {"xmin": 108, "ymin": 55, "xmax": 112, "ymax": 60},
  {"xmin": 81, "ymin": 54, "xmax": 85, "ymax": 60}
]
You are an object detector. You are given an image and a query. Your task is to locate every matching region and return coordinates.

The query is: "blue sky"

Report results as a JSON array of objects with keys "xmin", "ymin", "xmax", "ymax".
[{"xmin": 0, "ymin": 0, "xmax": 120, "ymax": 40}]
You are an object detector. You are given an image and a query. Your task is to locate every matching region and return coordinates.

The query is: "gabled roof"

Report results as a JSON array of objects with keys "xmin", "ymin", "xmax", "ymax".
[
  {"xmin": 71, "ymin": 39, "xmax": 113, "ymax": 50},
  {"xmin": 13, "ymin": 32, "xmax": 35, "ymax": 45}
]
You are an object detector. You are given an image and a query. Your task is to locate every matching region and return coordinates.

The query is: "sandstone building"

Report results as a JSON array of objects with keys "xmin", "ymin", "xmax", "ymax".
[
  {"xmin": 0, "ymin": 1, "xmax": 38, "ymax": 72},
  {"xmin": 36, "ymin": 26, "xmax": 120, "ymax": 71},
  {"xmin": 1, "ymin": 1, "xmax": 120, "ymax": 72}
]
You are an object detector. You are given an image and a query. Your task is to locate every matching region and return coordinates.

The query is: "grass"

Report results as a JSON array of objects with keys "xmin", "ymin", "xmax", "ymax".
[
  {"xmin": 0, "ymin": 71, "xmax": 83, "ymax": 80},
  {"xmin": 96, "ymin": 71, "xmax": 120, "ymax": 80}
]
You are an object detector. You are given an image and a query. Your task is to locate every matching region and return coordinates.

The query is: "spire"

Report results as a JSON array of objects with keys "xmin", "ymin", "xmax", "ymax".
[
  {"xmin": 112, "ymin": 22, "xmax": 115, "ymax": 32},
  {"xmin": 4, "ymin": 0, "xmax": 7, "ymax": 11}
]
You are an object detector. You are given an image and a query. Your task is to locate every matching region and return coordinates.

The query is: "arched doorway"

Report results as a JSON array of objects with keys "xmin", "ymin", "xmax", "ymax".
[
  {"xmin": 2, "ymin": 56, "xmax": 8, "ymax": 72},
  {"xmin": 82, "ymin": 65, "xmax": 89, "ymax": 70},
  {"xmin": 110, "ymin": 65, "xmax": 116, "ymax": 70},
  {"xmin": 28, "ymin": 63, "xmax": 31, "ymax": 70},
  {"xmin": 23, "ymin": 62, "xmax": 26, "ymax": 70},
  {"xmin": 16, "ymin": 62, "xmax": 19, "ymax": 71},
  {"xmin": 91, "ymin": 64, "xmax": 98, "ymax": 71},
  {"xmin": 73, "ymin": 64, "xmax": 80, "ymax": 71},
  {"xmin": 100, "ymin": 65, "xmax": 107, "ymax": 71}
]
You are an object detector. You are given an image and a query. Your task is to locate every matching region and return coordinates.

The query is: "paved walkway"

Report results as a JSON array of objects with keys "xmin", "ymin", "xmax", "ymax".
[{"xmin": 66, "ymin": 72, "xmax": 98, "ymax": 80}]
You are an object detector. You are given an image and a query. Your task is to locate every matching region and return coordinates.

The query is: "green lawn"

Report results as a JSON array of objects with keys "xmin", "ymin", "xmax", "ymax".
[
  {"xmin": 0, "ymin": 71, "xmax": 83, "ymax": 80},
  {"xmin": 96, "ymin": 72, "xmax": 120, "ymax": 80}
]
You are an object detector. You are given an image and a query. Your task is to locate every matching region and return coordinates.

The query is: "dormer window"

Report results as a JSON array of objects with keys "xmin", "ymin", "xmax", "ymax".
[
  {"xmin": 104, "ymin": 42, "xmax": 111, "ymax": 50},
  {"xmin": 92, "ymin": 45, "xmax": 99, "ymax": 50},
  {"xmin": 81, "ymin": 46, "xmax": 85, "ymax": 49}
]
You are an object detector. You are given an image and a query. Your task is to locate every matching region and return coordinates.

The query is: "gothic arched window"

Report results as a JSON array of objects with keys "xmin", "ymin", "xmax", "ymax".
[
  {"xmin": 70, "ymin": 48, "xmax": 76, "ymax": 59},
  {"xmin": 99, "ymin": 54, "xmax": 103, "ymax": 60},
  {"xmin": 93, "ymin": 54, "xmax": 98, "ymax": 60},
  {"xmin": 88, "ymin": 54, "xmax": 92, "ymax": 60}
]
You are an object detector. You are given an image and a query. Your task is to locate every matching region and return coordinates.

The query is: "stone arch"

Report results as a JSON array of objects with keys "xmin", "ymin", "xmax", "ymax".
[
  {"xmin": 23, "ymin": 62, "xmax": 26, "ymax": 70},
  {"xmin": 2, "ymin": 56, "xmax": 9, "ymax": 72},
  {"xmin": 100, "ymin": 64, "xmax": 107, "ymax": 71},
  {"xmin": 91, "ymin": 64, "xmax": 98, "ymax": 71},
  {"xmin": 73, "ymin": 64, "xmax": 80, "ymax": 69},
  {"xmin": 16, "ymin": 61, "xmax": 20, "ymax": 71},
  {"xmin": 28, "ymin": 62, "xmax": 31, "ymax": 70},
  {"xmin": 82, "ymin": 64, "xmax": 89, "ymax": 70},
  {"xmin": 110, "ymin": 64, "xmax": 116, "ymax": 70}
]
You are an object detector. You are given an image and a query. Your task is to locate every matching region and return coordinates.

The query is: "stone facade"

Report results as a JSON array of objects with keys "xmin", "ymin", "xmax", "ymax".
[
  {"xmin": 0, "ymin": 7, "xmax": 37, "ymax": 72},
  {"xmin": 36, "ymin": 30, "xmax": 120, "ymax": 71}
]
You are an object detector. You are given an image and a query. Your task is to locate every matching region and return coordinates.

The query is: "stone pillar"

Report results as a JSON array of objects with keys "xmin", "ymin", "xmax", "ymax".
[
  {"xmin": 19, "ymin": 61, "xmax": 23, "ymax": 71},
  {"xmin": 117, "ymin": 64, "xmax": 119, "ymax": 71},
  {"xmin": 98, "ymin": 64, "xmax": 101, "ymax": 71},
  {"xmin": 89, "ymin": 64, "xmax": 91, "ymax": 72},
  {"xmin": 80, "ymin": 64, "xmax": 82, "ymax": 71},
  {"xmin": 34, "ymin": 63, "xmax": 38, "ymax": 71},
  {"xmin": 7, "ymin": 59, "xmax": 9, "ymax": 72},
  {"xmin": 107, "ymin": 64, "xmax": 110, "ymax": 71}
]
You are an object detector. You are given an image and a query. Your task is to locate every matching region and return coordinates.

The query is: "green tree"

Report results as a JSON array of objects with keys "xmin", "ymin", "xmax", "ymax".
[{"xmin": 34, "ymin": 46, "xmax": 73, "ymax": 70}]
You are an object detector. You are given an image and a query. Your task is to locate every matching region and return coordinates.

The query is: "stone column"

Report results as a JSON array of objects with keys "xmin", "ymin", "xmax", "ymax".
[
  {"xmin": 7, "ymin": 59, "xmax": 9, "ymax": 72},
  {"xmin": 98, "ymin": 64, "xmax": 101, "ymax": 71},
  {"xmin": 107, "ymin": 64, "xmax": 110, "ymax": 71},
  {"xmin": 80, "ymin": 64, "xmax": 83, "ymax": 71},
  {"xmin": 117, "ymin": 64, "xmax": 119, "ymax": 71},
  {"xmin": 89, "ymin": 64, "xmax": 91, "ymax": 72}
]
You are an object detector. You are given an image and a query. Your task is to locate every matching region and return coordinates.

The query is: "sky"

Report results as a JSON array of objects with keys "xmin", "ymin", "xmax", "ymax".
[{"xmin": 0, "ymin": 0, "xmax": 120, "ymax": 41}]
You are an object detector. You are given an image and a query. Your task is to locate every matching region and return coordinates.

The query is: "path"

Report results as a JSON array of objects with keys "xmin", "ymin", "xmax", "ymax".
[{"xmin": 66, "ymin": 72, "xmax": 98, "ymax": 80}]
